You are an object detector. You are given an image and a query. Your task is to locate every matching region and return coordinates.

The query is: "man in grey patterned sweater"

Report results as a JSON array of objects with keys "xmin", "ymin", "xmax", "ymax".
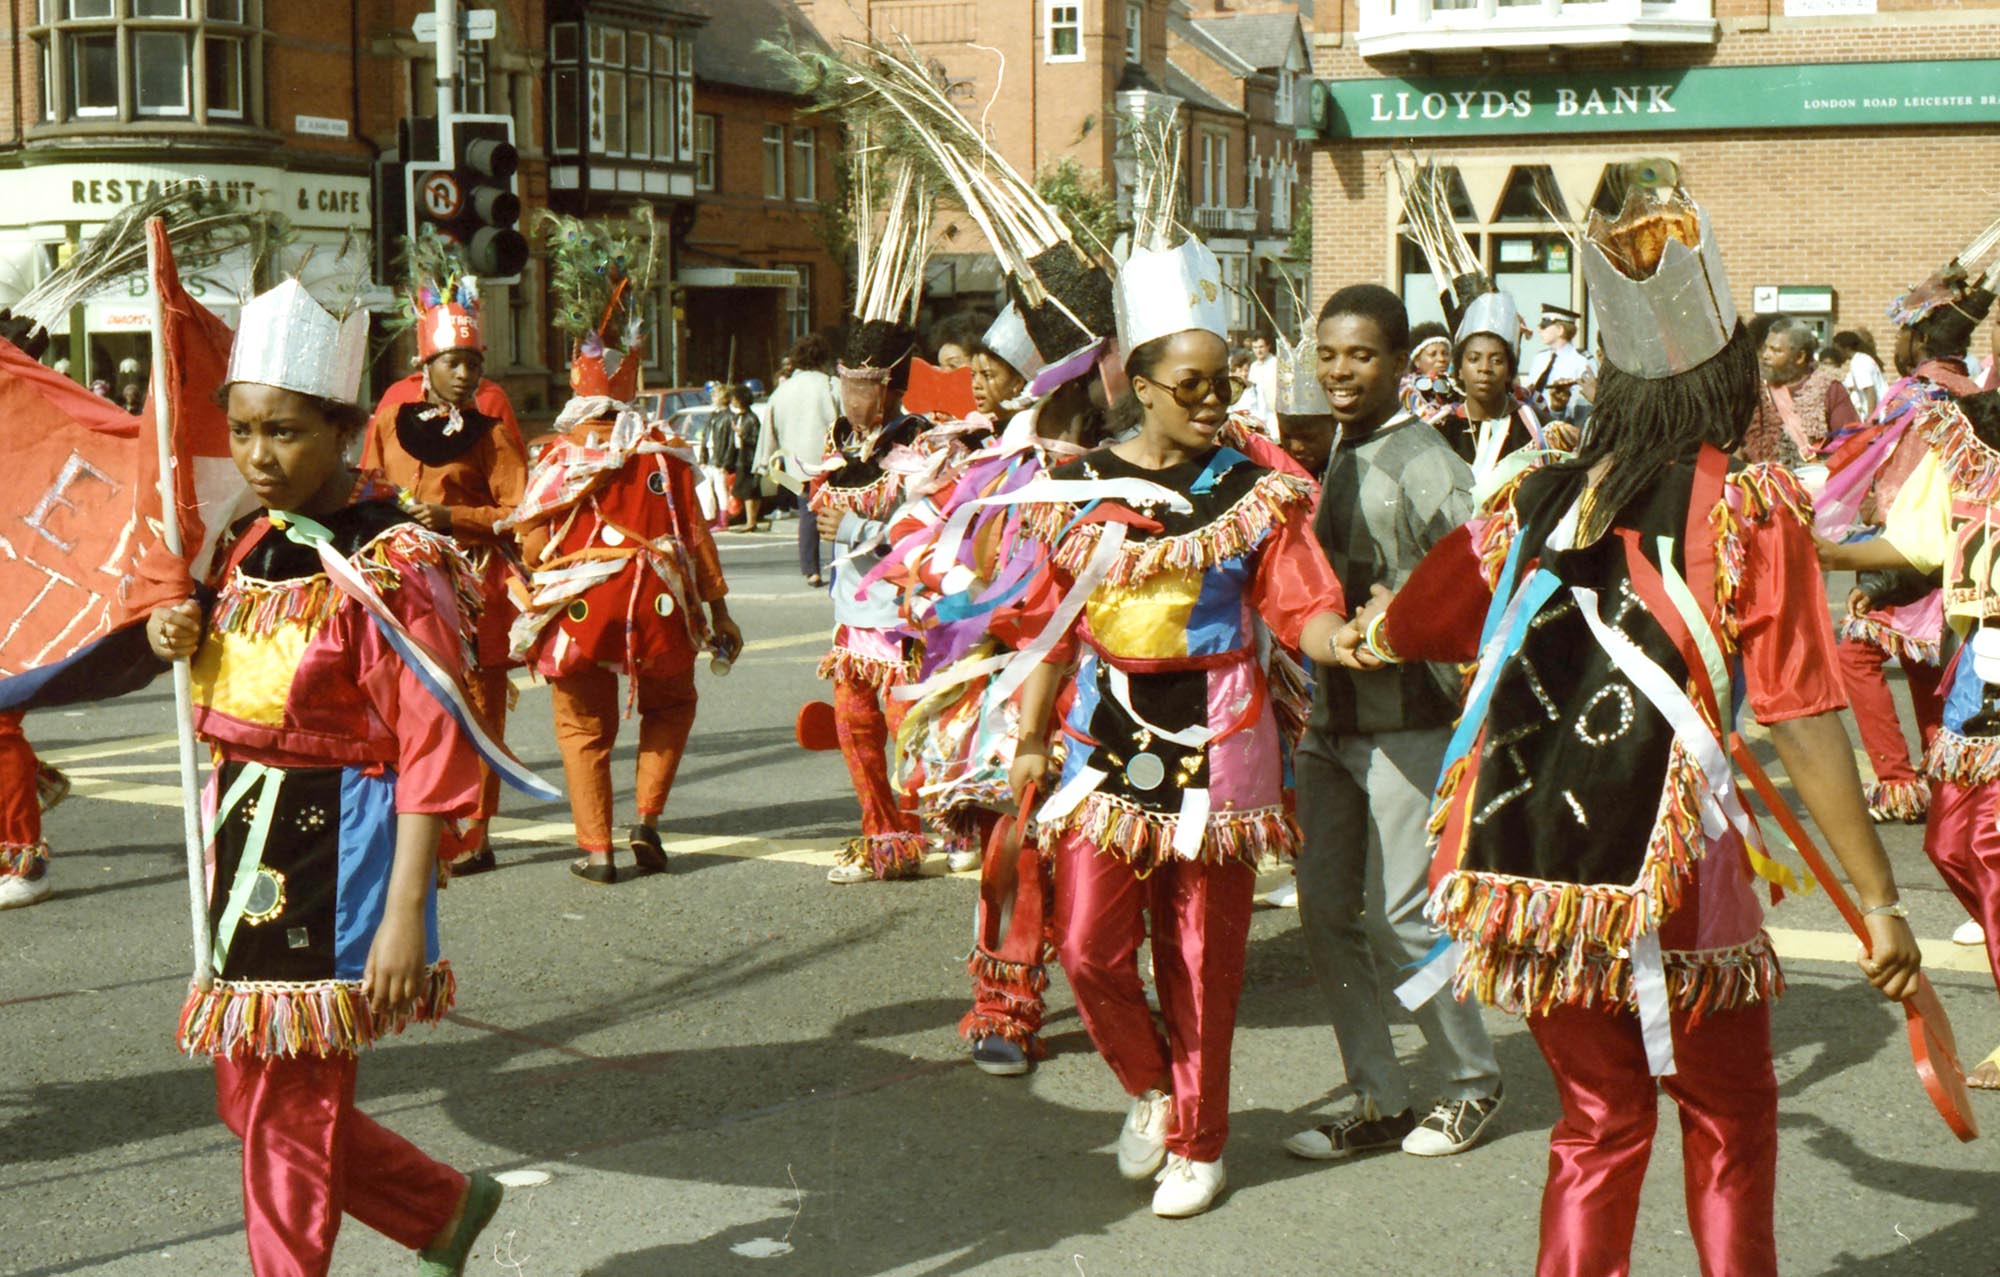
[{"xmin": 1284, "ymin": 284, "xmax": 1506, "ymax": 1164}]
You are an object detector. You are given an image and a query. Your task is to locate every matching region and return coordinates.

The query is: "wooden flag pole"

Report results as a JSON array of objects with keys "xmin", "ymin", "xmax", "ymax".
[{"xmin": 146, "ymin": 218, "xmax": 212, "ymax": 991}]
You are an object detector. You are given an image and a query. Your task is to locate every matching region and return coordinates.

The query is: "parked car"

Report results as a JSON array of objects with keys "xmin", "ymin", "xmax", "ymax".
[{"xmin": 633, "ymin": 386, "xmax": 711, "ymax": 422}]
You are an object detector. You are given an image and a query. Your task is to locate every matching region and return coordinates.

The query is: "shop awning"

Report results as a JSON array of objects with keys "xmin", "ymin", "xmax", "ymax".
[{"xmin": 678, "ymin": 266, "xmax": 798, "ymax": 289}]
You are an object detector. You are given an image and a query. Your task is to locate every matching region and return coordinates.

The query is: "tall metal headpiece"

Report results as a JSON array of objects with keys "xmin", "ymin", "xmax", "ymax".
[
  {"xmin": 1274, "ymin": 330, "xmax": 1330, "ymax": 416},
  {"xmin": 982, "ymin": 302, "xmax": 1045, "ymax": 382},
  {"xmin": 226, "ymin": 279, "xmax": 370, "ymax": 404},
  {"xmin": 1581, "ymin": 188, "xmax": 1734, "ymax": 380},
  {"xmin": 1453, "ymin": 291, "xmax": 1522, "ymax": 360}
]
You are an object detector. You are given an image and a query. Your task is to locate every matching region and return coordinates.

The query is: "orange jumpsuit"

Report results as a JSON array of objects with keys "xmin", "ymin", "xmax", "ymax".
[{"xmin": 361, "ymin": 375, "xmax": 529, "ymax": 847}]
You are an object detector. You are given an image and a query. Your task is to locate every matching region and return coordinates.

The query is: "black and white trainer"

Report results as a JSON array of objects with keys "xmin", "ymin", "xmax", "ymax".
[{"xmin": 1402, "ymin": 1086, "xmax": 1504, "ymax": 1157}]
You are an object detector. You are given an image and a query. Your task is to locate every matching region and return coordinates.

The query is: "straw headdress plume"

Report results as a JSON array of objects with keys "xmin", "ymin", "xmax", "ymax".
[
  {"xmin": 4, "ymin": 188, "xmax": 283, "ymax": 349},
  {"xmin": 1391, "ymin": 152, "xmax": 1491, "ymax": 333},
  {"xmin": 534, "ymin": 204, "xmax": 661, "ymax": 400},
  {"xmin": 1113, "ymin": 105, "xmax": 1228, "ymax": 354},
  {"xmin": 767, "ymin": 35, "xmax": 1112, "ymax": 375}
]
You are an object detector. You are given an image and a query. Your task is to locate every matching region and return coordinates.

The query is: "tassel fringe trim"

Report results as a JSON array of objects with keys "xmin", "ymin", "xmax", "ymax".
[
  {"xmin": 957, "ymin": 1009, "xmax": 1048, "ymax": 1054},
  {"xmin": 1453, "ymin": 932, "xmax": 1783, "ymax": 1022},
  {"xmin": 1920, "ymin": 400, "xmax": 2000, "ymax": 503},
  {"xmin": 1924, "ymin": 727, "xmax": 2000, "ymax": 786},
  {"xmin": 1430, "ymin": 745, "xmax": 1707, "ymax": 991},
  {"xmin": 0, "ymin": 840, "xmax": 49, "ymax": 876},
  {"xmin": 1021, "ymin": 471, "xmax": 1315, "ymax": 589},
  {"xmin": 1838, "ymin": 613, "xmax": 1942, "ymax": 666},
  {"xmin": 968, "ymin": 949, "xmax": 1051, "ymax": 997},
  {"xmin": 1046, "ymin": 791, "xmax": 1299, "ymax": 874},
  {"xmin": 177, "ymin": 962, "xmax": 457, "ymax": 1059},
  {"xmin": 810, "ymin": 470, "xmax": 902, "ymax": 523},
  {"xmin": 1864, "ymin": 777, "xmax": 1931, "ymax": 822},
  {"xmin": 817, "ymin": 647, "xmax": 915, "ymax": 689},
  {"xmin": 833, "ymin": 832, "xmax": 927, "ymax": 879}
]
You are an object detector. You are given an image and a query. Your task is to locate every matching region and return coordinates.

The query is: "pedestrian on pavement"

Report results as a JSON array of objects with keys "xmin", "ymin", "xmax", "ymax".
[
  {"xmin": 1359, "ymin": 186, "xmax": 1922, "ymax": 1277},
  {"xmin": 360, "ymin": 246, "xmax": 529, "ymax": 877},
  {"xmin": 145, "ymin": 277, "xmax": 508, "ymax": 1276},
  {"xmin": 504, "ymin": 394, "xmax": 738, "ymax": 885},
  {"xmin": 1282, "ymin": 283, "xmax": 1507, "ymax": 1168},
  {"xmin": 717, "ymin": 384, "xmax": 767, "ymax": 532},
  {"xmin": 1009, "ymin": 223, "xmax": 1347, "ymax": 1220},
  {"xmin": 767, "ymin": 333, "xmax": 840, "ymax": 586},
  {"xmin": 1830, "ymin": 328, "xmax": 1890, "ymax": 419}
]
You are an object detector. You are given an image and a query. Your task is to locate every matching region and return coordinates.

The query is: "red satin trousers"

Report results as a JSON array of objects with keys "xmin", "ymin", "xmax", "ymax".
[
  {"xmin": 963, "ymin": 808, "xmax": 1052, "ymax": 1050},
  {"xmin": 1528, "ymin": 1000, "xmax": 1777, "ymax": 1277},
  {"xmin": 833, "ymin": 677, "xmax": 921, "ymax": 841},
  {"xmin": 551, "ymin": 665, "xmax": 699, "ymax": 853},
  {"xmin": 1924, "ymin": 780, "xmax": 2000, "ymax": 992},
  {"xmin": 1837, "ymin": 638, "xmax": 1943, "ymax": 789},
  {"xmin": 0, "ymin": 712, "xmax": 38, "ymax": 860},
  {"xmin": 1052, "ymin": 832, "xmax": 1255, "ymax": 1162},
  {"xmin": 213, "ymin": 1054, "xmax": 463, "ymax": 1277}
]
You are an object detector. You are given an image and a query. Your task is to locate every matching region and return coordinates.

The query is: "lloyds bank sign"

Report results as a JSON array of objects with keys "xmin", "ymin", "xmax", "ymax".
[{"xmin": 1306, "ymin": 58, "xmax": 2000, "ymax": 139}]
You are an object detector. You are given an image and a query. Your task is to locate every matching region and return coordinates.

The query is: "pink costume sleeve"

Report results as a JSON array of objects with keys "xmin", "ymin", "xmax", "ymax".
[
  {"xmin": 353, "ymin": 536, "xmax": 485, "ymax": 820},
  {"xmin": 1247, "ymin": 510, "xmax": 1345, "ymax": 648}
]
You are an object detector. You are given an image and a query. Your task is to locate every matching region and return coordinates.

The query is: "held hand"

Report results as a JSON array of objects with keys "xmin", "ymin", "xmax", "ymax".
[
  {"xmin": 361, "ymin": 907, "xmax": 429, "ymax": 1019},
  {"xmin": 1354, "ymin": 582, "xmax": 1394, "ymax": 628},
  {"xmin": 1858, "ymin": 913, "xmax": 1923, "ymax": 1002},
  {"xmin": 816, "ymin": 507, "xmax": 845, "ymax": 541},
  {"xmin": 1009, "ymin": 749, "xmax": 1050, "ymax": 810},
  {"xmin": 1333, "ymin": 617, "xmax": 1382, "ymax": 671},
  {"xmin": 1847, "ymin": 587, "xmax": 1873, "ymax": 619},
  {"xmin": 146, "ymin": 599, "xmax": 203, "ymax": 661},
  {"xmin": 409, "ymin": 503, "xmax": 453, "ymax": 534},
  {"xmin": 712, "ymin": 616, "xmax": 745, "ymax": 659}
]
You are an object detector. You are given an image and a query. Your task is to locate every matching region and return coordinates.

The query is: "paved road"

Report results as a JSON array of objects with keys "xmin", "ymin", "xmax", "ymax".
[{"xmin": 3, "ymin": 523, "xmax": 1995, "ymax": 1276}]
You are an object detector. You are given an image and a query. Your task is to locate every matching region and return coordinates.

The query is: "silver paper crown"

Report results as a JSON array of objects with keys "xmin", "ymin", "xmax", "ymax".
[
  {"xmin": 226, "ymin": 278, "xmax": 371, "ymax": 404},
  {"xmin": 1582, "ymin": 190, "xmax": 1734, "ymax": 380},
  {"xmin": 1454, "ymin": 291, "xmax": 1521, "ymax": 359},
  {"xmin": 981, "ymin": 303, "xmax": 1045, "ymax": 382},
  {"xmin": 1115, "ymin": 237, "xmax": 1231, "ymax": 354},
  {"xmin": 1274, "ymin": 332, "xmax": 1330, "ymax": 416}
]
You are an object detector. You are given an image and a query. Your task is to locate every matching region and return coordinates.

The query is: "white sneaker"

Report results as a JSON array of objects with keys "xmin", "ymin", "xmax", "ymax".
[
  {"xmin": 0, "ymin": 871, "xmax": 51, "ymax": 910},
  {"xmin": 1261, "ymin": 881, "xmax": 1298, "ymax": 909},
  {"xmin": 1954, "ymin": 918, "xmax": 1987, "ymax": 947},
  {"xmin": 1151, "ymin": 1154, "xmax": 1225, "ymax": 1218},
  {"xmin": 946, "ymin": 846, "xmax": 981, "ymax": 874},
  {"xmin": 826, "ymin": 862, "xmax": 872, "ymax": 885},
  {"xmin": 1116, "ymin": 1089, "xmax": 1173, "ymax": 1180}
]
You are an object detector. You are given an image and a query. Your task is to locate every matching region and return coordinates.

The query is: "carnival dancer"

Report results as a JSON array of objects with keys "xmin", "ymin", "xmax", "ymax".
[
  {"xmin": 1822, "ymin": 251, "xmax": 2000, "ymax": 1093},
  {"xmin": 1400, "ymin": 321, "xmax": 1460, "ymax": 425},
  {"xmin": 1358, "ymin": 187, "xmax": 1921, "ymax": 1276},
  {"xmin": 0, "ymin": 714, "xmax": 50, "ymax": 909},
  {"xmin": 1819, "ymin": 245, "xmax": 1996, "ymax": 824},
  {"xmin": 1007, "ymin": 120, "xmax": 1347, "ymax": 1216},
  {"xmin": 1743, "ymin": 316, "xmax": 1860, "ymax": 470},
  {"xmin": 505, "ymin": 394, "xmax": 738, "ymax": 885},
  {"xmin": 145, "ymin": 278, "xmax": 530, "ymax": 1275},
  {"xmin": 360, "ymin": 235, "xmax": 529, "ymax": 875},
  {"xmin": 811, "ymin": 154, "xmax": 936, "ymax": 885},
  {"xmin": 1282, "ymin": 284, "xmax": 1506, "ymax": 1166}
]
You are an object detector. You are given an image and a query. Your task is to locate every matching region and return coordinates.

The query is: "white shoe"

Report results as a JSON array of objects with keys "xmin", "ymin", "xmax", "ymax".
[
  {"xmin": 826, "ymin": 862, "xmax": 872, "ymax": 884},
  {"xmin": 1151, "ymin": 1154, "xmax": 1225, "ymax": 1218},
  {"xmin": 1261, "ymin": 881, "xmax": 1298, "ymax": 909},
  {"xmin": 0, "ymin": 871, "xmax": 51, "ymax": 910},
  {"xmin": 1954, "ymin": 918, "xmax": 1987, "ymax": 946},
  {"xmin": 1117, "ymin": 1089, "xmax": 1172, "ymax": 1180},
  {"xmin": 946, "ymin": 846, "xmax": 981, "ymax": 874}
]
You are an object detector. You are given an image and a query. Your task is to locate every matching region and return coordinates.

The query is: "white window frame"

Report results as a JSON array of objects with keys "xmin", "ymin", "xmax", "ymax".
[
  {"xmin": 790, "ymin": 127, "xmax": 816, "ymax": 203},
  {"xmin": 784, "ymin": 264, "xmax": 812, "ymax": 344},
  {"xmin": 1246, "ymin": 138, "xmax": 1260, "ymax": 213},
  {"xmin": 693, "ymin": 112, "xmax": 717, "ymax": 190},
  {"xmin": 1274, "ymin": 67, "xmax": 1295, "ymax": 127},
  {"xmin": 1045, "ymin": 2, "xmax": 1084, "ymax": 63},
  {"xmin": 761, "ymin": 123, "xmax": 786, "ymax": 200},
  {"xmin": 1200, "ymin": 131, "xmax": 1227, "ymax": 209},
  {"xmin": 1124, "ymin": 1, "xmax": 1142, "ymax": 64}
]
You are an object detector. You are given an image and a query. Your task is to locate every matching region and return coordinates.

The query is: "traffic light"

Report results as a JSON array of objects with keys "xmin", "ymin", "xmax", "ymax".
[{"xmin": 405, "ymin": 114, "xmax": 529, "ymax": 283}]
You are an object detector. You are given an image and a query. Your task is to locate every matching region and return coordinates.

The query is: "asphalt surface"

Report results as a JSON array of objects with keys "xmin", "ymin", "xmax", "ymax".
[{"xmin": 2, "ymin": 524, "xmax": 1996, "ymax": 1276}]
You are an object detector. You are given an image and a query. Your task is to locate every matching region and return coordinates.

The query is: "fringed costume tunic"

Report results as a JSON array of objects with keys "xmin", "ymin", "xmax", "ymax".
[{"xmin": 180, "ymin": 479, "xmax": 484, "ymax": 1060}]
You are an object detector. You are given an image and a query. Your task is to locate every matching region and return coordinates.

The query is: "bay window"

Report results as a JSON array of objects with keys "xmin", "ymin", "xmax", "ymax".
[{"xmin": 33, "ymin": 0, "xmax": 255, "ymax": 126}]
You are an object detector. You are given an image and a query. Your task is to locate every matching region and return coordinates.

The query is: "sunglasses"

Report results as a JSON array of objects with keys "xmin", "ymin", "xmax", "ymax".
[{"xmin": 1140, "ymin": 371, "xmax": 1230, "ymax": 409}]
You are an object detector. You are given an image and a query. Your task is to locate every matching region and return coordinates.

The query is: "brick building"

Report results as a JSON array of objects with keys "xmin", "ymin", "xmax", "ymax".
[
  {"xmin": 674, "ymin": 0, "xmax": 844, "ymax": 386},
  {"xmin": 1301, "ymin": 0, "xmax": 2000, "ymax": 372},
  {"xmin": 802, "ymin": 0, "xmax": 1315, "ymax": 342}
]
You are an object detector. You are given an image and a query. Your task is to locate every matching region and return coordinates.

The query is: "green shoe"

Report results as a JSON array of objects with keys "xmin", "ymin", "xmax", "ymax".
[{"xmin": 418, "ymin": 1173, "xmax": 503, "ymax": 1275}]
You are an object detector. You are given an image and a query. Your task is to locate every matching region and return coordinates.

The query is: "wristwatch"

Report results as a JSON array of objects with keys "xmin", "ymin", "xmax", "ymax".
[{"xmin": 1862, "ymin": 900, "xmax": 1909, "ymax": 920}]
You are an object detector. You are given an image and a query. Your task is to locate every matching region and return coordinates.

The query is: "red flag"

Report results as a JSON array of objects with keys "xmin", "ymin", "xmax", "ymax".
[{"xmin": 118, "ymin": 219, "xmax": 241, "ymax": 626}]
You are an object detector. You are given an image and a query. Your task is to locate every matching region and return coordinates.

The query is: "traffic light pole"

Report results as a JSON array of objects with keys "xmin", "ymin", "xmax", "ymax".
[{"xmin": 434, "ymin": 0, "xmax": 458, "ymax": 124}]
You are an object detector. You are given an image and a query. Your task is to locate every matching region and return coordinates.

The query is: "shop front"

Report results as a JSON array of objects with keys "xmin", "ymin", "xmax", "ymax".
[
  {"xmin": 0, "ymin": 160, "xmax": 376, "ymax": 394},
  {"xmin": 676, "ymin": 262, "xmax": 813, "ymax": 387},
  {"xmin": 1302, "ymin": 57, "xmax": 2000, "ymax": 359}
]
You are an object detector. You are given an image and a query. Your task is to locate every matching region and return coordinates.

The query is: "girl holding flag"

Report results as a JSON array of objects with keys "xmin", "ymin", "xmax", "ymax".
[{"xmin": 145, "ymin": 278, "xmax": 537, "ymax": 1276}]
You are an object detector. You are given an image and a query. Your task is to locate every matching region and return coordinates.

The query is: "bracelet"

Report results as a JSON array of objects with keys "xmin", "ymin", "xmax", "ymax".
[
  {"xmin": 1362, "ymin": 612, "xmax": 1401, "ymax": 665},
  {"xmin": 1862, "ymin": 900, "xmax": 1908, "ymax": 920}
]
